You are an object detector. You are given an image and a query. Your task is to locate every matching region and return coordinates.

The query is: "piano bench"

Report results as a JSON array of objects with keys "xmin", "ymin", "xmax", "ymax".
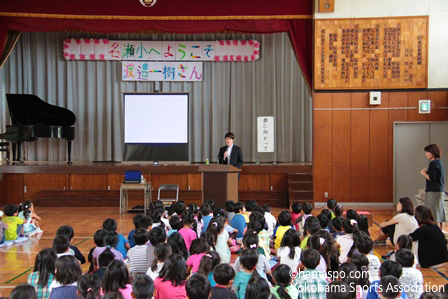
[{"xmin": 0, "ymin": 142, "xmax": 10, "ymax": 163}]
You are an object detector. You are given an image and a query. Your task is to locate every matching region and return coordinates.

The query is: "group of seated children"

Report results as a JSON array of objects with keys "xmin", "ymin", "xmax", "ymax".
[
  {"xmin": 3, "ymin": 197, "xmax": 448, "ymax": 299},
  {"xmin": 0, "ymin": 201, "xmax": 43, "ymax": 247}
]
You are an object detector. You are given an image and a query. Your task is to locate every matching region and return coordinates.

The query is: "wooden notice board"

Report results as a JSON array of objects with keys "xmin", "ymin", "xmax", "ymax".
[{"xmin": 314, "ymin": 16, "xmax": 428, "ymax": 90}]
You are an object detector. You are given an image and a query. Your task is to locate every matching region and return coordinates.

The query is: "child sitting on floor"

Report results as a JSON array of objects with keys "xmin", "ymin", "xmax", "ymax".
[
  {"xmin": 93, "ymin": 248, "xmax": 115, "ymax": 281},
  {"xmin": 56, "ymin": 225, "xmax": 86, "ymax": 264},
  {"xmin": 147, "ymin": 243, "xmax": 172, "ymax": 280},
  {"xmin": 178, "ymin": 209, "xmax": 198, "ymax": 251},
  {"xmin": 293, "ymin": 249, "xmax": 328, "ymax": 299},
  {"xmin": 168, "ymin": 215, "xmax": 182, "ymax": 237},
  {"xmin": 197, "ymin": 251, "xmax": 221, "ymax": 287},
  {"xmin": 232, "ymin": 249, "xmax": 260, "ymax": 299},
  {"xmin": 49, "ymin": 255, "xmax": 82, "ymax": 299},
  {"xmin": 233, "ymin": 231, "xmax": 271, "ymax": 281},
  {"xmin": 270, "ymin": 264, "xmax": 298, "ymax": 299},
  {"xmin": 274, "ymin": 210, "xmax": 293, "ymax": 250},
  {"xmin": 88, "ymin": 229, "xmax": 106, "ymax": 273},
  {"xmin": 186, "ymin": 238, "xmax": 209, "ymax": 274},
  {"xmin": 186, "ymin": 273, "xmax": 211, "ymax": 299},
  {"xmin": 103, "ymin": 218, "xmax": 130, "ymax": 259},
  {"xmin": 231, "ymin": 203, "xmax": 247, "ymax": 244},
  {"xmin": 77, "ymin": 274, "xmax": 101, "ymax": 299},
  {"xmin": 210, "ymin": 263, "xmax": 237, "ymax": 299},
  {"xmin": 290, "ymin": 202, "xmax": 302, "ymax": 230},
  {"xmin": 53, "ymin": 234, "xmax": 73, "ymax": 258},
  {"xmin": 262, "ymin": 204, "xmax": 277, "ymax": 237},
  {"xmin": 127, "ymin": 228, "xmax": 150, "ymax": 276},
  {"xmin": 128, "ymin": 214, "xmax": 143, "ymax": 248},
  {"xmin": 395, "ymin": 249, "xmax": 423, "ymax": 299},
  {"xmin": 18, "ymin": 200, "xmax": 43, "ymax": 236},
  {"xmin": 154, "ymin": 254, "xmax": 187, "ymax": 299},
  {"xmin": 0, "ymin": 210, "xmax": 8, "ymax": 247},
  {"xmin": 3, "ymin": 204, "xmax": 27, "ymax": 244},
  {"xmin": 92, "ymin": 231, "xmax": 124, "ymax": 266},
  {"xmin": 132, "ymin": 275, "xmax": 154, "ymax": 299}
]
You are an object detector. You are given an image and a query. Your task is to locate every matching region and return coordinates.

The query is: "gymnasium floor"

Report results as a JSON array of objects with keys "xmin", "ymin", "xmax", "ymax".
[{"xmin": 0, "ymin": 206, "xmax": 447, "ymax": 297}]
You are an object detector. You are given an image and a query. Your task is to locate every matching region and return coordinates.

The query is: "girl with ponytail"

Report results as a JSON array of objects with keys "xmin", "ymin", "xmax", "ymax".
[
  {"xmin": 178, "ymin": 209, "xmax": 198, "ymax": 251},
  {"xmin": 18, "ymin": 200, "xmax": 43, "ymax": 235},
  {"xmin": 197, "ymin": 251, "xmax": 221, "ymax": 287},
  {"xmin": 335, "ymin": 219, "xmax": 356, "ymax": 263},
  {"xmin": 208, "ymin": 217, "xmax": 231, "ymax": 263},
  {"xmin": 271, "ymin": 264, "xmax": 298, "ymax": 299},
  {"xmin": 232, "ymin": 249, "xmax": 259, "ymax": 299},
  {"xmin": 147, "ymin": 243, "xmax": 172, "ymax": 280},
  {"xmin": 77, "ymin": 274, "xmax": 101, "ymax": 299},
  {"xmin": 307, "ymin": 235, "xmax": 329, "ymax": 272}
]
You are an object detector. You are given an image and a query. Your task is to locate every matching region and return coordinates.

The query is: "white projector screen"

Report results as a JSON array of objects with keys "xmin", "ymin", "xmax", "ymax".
[
  {"xmin": 123, "ymin": 93, "xmax": 189, "ymax": 161},
  {"xmin": 124, "ymin": 93, "xmax": 188, "ymax": 143}
]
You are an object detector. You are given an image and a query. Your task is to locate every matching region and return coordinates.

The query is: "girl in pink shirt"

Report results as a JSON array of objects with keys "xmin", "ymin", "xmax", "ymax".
[
  {"xmin": 178, "ymin": 210, "xmax": 197, "ymax": 251},
  {"xmin": 186, "ymin": 238, "xmax": 209, "ymax": 274},
  {"xmin": 102, "ymin": 260, "xmax": 133, "ymax": 299},
  {"xmin": 154, "ymin": 254, "xmax": 187, "ymax": 299}
]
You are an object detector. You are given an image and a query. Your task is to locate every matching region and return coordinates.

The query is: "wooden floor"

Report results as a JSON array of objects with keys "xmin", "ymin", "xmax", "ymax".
[{"xmin": 0, "ymin": 206, "xmax": 447, "ymax": 297}]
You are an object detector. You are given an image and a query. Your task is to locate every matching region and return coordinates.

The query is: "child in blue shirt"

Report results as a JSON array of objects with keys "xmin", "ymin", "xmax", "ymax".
[
  {"xmin": 230, "ymin": 203, "xmax": 246, "ymax": 242},
  {"xmin": 103, "ymin": 218, "xmax": 130, "ymax": 258},
  {"xmin": 201, "ymin": 204, "xmax": 213, "ymax": 233},
  {"xmin": 128, "ymin": 214, "xmax": 143, "ymax": 248},
  {"xmin": 168, "ymin": 215, "xmax": 182, "ymax": 236}
]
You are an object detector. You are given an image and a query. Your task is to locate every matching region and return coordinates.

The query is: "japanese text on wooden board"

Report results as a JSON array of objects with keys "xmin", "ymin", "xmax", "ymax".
[{"xmin": 314, "ymin": 16, "xmax": 428, "ymax": 90}]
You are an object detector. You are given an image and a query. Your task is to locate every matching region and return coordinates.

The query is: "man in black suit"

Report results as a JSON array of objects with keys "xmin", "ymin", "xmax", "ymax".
[{"xmin": 218, "ymin": 132, "xmax": 243, "ymax": 169}]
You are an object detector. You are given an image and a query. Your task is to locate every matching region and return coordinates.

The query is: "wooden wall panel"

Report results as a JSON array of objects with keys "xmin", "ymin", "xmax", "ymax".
[
  {"xmin": 187, "ymin": 174, "xmax": 202, "ymax": 190},
  {"xmin": 350, "ymin": 93, "xmax": 370, "ymax": 202},
  {"xmin": 388, "ymin": 92, "xmax": 409, "ymax": 200},
  {"xmin": 239, "ymin": 174, "xmax": 270, "ymax": 191},
  {"xmin": 408, "ymin": 91, "xmax": 428, "ymax": 121},
  {"xmin": 369, "ymin": 93, "xmax": 390, "ymax": 202},
  {"xmin": 313, "ymin": 93, "xmax": 332, "ymax": 202},
  {"xmin": 269, "ymin": 174, "xmax": 288, "ymax": 191},
  {"xmin": 428, "ymin": 91, "xmax": 448, "ymax": 121},
  {"xmin": 332, "ymin": 94, "xmax": 351, "ymax": 201},
  {"xmin": 150, "ymin": 174, "xmax": 188, "ymax": 191},
  {"xmin": 69, "ymin": 174, "xmax": 107, "ymax": 190},
  {"xmin": 313, "ymin": 90, "xmax": 448, "ymax": 203},
  {"xmin": 24, "ymin": 174, "xmax": 67, "ymax": 201},
  {"xmin": 5, "ymin": 174, "xmax": 24, "ymax": 204}
]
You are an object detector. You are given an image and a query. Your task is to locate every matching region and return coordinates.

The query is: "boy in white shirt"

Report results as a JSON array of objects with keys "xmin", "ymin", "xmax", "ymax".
[
  {"xmin": 395, "ymin": 249, "xmax": 423, "ymax": 299},
  {"xmin": 262, "ymin": 204, "xmax": 277, "ymax": 237}
]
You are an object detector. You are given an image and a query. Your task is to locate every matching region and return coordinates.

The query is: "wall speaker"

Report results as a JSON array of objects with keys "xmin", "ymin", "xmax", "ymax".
[{"xmin": 318, "ymin": 0, "xmax": 334, "ymax": 13}]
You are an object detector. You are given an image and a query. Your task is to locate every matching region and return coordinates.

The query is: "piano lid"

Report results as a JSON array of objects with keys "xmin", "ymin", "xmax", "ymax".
[{"xmin": 6, "ymin": 94, "xmax": 76, "ymax": 127}]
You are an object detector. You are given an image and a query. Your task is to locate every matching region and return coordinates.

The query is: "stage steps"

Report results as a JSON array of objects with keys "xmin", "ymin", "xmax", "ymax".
[{"xmin": 288, "ymin": 173, "xmax": 314, "ymax": 206}]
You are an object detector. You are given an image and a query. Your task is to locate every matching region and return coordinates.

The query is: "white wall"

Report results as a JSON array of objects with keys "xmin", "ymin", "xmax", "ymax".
[{"xmin": 314, "ymin": 0, "xmax": 448, "ymax": 88}]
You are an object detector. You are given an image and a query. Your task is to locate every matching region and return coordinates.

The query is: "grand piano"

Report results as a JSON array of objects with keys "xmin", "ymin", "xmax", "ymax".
[{"xmin": 0, "ymin": 94, "xmax": 76, "ymax": 164}]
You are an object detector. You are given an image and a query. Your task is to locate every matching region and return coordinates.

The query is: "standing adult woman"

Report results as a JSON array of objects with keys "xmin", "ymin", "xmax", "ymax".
[{"xmin": 420, "ymin": 144, "xmax": 445, "ymax": 228}]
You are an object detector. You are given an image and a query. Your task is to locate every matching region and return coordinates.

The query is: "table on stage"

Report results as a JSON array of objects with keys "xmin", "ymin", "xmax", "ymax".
[{"xmin": 119, "ymin": 182, "xmax": 152, "ymax": 214}]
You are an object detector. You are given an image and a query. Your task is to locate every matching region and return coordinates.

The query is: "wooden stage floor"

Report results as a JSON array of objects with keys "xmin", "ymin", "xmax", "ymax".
[{"xmin": 0, "ymin": 206, "xmax": 447, "ymax": 297}]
